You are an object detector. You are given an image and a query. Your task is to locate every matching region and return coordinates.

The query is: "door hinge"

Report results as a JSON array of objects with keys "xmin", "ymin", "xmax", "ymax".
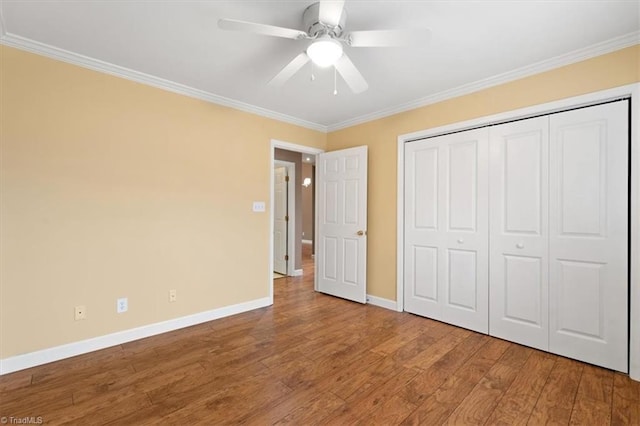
[
  {"xmin": 284, "ymin": 255, "xmax": 289, "ymax": 261},
  {"xmin": 285, "ymin": 215, "xmax": 289, "ymax": 221},
  {"xmin": 285, "ymin": 175, "xmax": 290, "ymax": 182}
]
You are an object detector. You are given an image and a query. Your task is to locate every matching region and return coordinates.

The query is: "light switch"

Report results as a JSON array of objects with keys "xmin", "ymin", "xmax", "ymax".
[{"xmin": 252, "ymin": 201, "xmax": 266, "ymax": 212}]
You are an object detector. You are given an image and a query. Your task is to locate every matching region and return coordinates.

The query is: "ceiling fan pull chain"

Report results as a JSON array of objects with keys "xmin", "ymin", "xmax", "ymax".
[
  {"xmin": 333, "ymin": 66, "xmax": 338, "ymax": 95},
  {"xmin": 311, "ymin": 62, "xmax": 315, "ymax": 81}
]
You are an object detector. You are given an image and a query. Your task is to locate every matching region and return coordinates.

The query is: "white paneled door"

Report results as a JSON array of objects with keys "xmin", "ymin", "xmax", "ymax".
[
  {"xmin": 316, "ymin": 146, "xmax": 368, "ymax": 303},
  {"xmin": 404, "ymin": 129, "xmax": 489, "ymax": 333},
  {"xmin": 549, "ymin": 101, "xmax": 629, "ymax": 372},
  {"xmin": 403, "ymin": 100, "xmax": 629, "ymax": 372},
  {"xmin": 489, "ymin": 116, "xmax": 550, "ymax": 350},
  {"xmin": 273, "ymin": 166, "xmax": 288, "ymax": 275}
]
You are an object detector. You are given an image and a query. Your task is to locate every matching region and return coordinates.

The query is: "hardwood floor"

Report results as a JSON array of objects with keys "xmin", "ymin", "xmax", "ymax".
[{"xmin": 1, "ymin": 243, "xmax": 639, "ymax": 425}]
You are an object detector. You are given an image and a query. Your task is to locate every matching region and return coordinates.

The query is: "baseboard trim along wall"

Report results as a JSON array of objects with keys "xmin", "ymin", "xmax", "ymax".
[
  {"xmin": 366, "ymin": 295, "xmax": 398, "ymax": 311},
  {"xmin": 0, "ymin": 297, "xmax": 272, "ymax": 375}
]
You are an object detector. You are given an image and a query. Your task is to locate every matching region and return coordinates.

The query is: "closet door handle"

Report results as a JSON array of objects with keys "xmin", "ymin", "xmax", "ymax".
[
  {"xmin": 516, "ymin": 243, "xmax": 524, "ymax": 249},
  {"xmin": 457, "ymin": 239, "xmax": 464, "ymax": 244}
]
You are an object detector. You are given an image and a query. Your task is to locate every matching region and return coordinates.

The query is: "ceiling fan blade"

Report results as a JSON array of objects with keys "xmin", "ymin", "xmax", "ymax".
[
  {"xmin": 348, "ymin": 29, "xmax": 431, "ymax": 47},
  {"xmin": 268, "ymin": 53, "xmax": 311, "ymax": 87},
  {"xmin": 218, "ymin": 18, "xmax": 307, "ymax": 40},
  {"xmin": 335, "ymin": 53, "xmax": 368, "ymax": 94},
  {"xmin": 319, "ymin": 0, "xmax": 345, "ymax": 27}
]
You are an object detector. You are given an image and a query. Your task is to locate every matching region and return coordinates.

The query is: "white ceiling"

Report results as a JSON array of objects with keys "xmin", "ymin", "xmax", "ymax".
[{"xmin": 1, "ymin": 1, "xmax": 639, "ymax": 131}]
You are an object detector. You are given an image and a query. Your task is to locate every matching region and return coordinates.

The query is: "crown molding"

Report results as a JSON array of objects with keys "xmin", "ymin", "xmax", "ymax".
[
  {"xmin": 327, "ymin": 31, "xmax": 640, "ymax": 132},
  {"xmin": 0, "ymin": 32, "xmax": 328, "ymax": 133},
  {"xmin": 1, "ymin": 23, "xmax": 637, "ymax": 134}
]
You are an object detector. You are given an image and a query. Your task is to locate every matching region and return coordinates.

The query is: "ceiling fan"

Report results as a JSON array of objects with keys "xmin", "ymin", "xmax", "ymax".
[{"xmin": 218, "ymin": 1, "xmax": 430, "ymax": 94}]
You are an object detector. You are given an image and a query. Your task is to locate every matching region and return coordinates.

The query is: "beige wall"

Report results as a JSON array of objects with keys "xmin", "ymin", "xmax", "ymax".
[
  {"xmin": 2, "ymin": 42, "xmax": 639, "ymax": 361},
  {"xmin": 327, "ymin": 45, "xmax": 640, "ymax": 301},
  {"xmin": 0, "ymin": 46, "xmax": 326, "ymax": 358}
]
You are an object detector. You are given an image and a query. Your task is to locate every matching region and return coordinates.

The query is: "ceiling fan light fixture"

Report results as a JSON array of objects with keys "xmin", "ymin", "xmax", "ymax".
[{"xmin": 307, "ymin": 36, "xmax": 343, "ymax": 67}]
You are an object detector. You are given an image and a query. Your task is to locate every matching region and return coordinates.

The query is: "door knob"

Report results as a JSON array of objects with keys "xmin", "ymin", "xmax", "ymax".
[
  {"xmin": 357, "ymin": 230, "xmax": 366, "ymax": 236},
  {"xmin": 516, "ymin": 243, "xmax": 524, "ymax": 249},
  {"xmin": 457, "ymin": 239, "xmax": 464, "ymax": 244}
]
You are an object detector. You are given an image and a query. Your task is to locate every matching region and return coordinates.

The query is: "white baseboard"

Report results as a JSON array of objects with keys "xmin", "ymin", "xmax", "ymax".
[
  {"xmin": 0, "ymin": 297, "xmax": 271, "ymax": 375},
  {"xmin": 302, "ymin": 239, "xmax": 312, "ymax": 245},
  {"xmin": 366, "ymin": 295, "xmax": 398, "ymax": 311},
  {"xmin": 292, "ymin": 269, "xmax": 303, "ymax": 277}
]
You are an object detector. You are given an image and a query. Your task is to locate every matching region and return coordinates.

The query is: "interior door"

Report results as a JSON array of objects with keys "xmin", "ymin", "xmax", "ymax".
[
  {"xmin": 404, "ymin": 128, "xmax": 489, "ymax": 333},
  {"xmin": 548, "ymin": 101, "xmax": 629, "ymax": 372},
  {"xmin": 489, "ymin": 116, "xmax": 549, "ymax": 350},
  {"xmin": 316, "ymin": 146, "xmax": 368, "ymax": 303},
  {"xmin": 273, "ymin": 166, "xmax": 288, "ymax": 275}
]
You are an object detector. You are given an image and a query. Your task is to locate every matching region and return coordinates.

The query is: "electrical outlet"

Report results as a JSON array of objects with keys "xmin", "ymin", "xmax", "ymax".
[
  {"xmin": 75, "ymin": 305, "xmax": 86, "ymax": 321},
  {"xmin": 169, "ymin": 289, "xmax": 177, "ymax": 303},
  {"xmin": 117, "ymin": 297, "xmax": 128, "ymax": 313}
]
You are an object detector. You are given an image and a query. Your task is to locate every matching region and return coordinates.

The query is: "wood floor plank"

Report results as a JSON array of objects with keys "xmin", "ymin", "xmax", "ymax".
[
  {"xmin": 569, "ymin": 364, "xmax": 615, "ymax": 425},
  {"xmin": 319, "ymin": 350, "xmax": 389, "ymax": 401},
  {"xmin": 613, "ymin": 371, "xmax": 640, "ymax": 401},
  {"xmin": 528, "ymin": 357, "xmax": 584, "ymax": 425},
  {"xmin": 358, "ymin": 394, "xmax": 418, "ymax": 425},
  {"xmin": 0, "ymin": 371, "xmax": 32, "ymax": 392},
  {"xmin": 485, "ymin": 350, "xmax": 556, "ymax": 425},
  {"xmin": 612, "ymin": 391, "xmax": 640, "ymax": 425},
  {"xmin": 401, "ymin": 338, "xmax": 510, "ymax": 425},
  {"xmin": 271, "ymin": 392, "xmax": 346, "ymax": 425},
  {"xmin": 324, "ymin": 366, "xmax": 419, "ymax": 425},
  {"xmin": 569, "ymin": 397, "xmax": 612, "ymax": 425},
  {"xmin": 403, "ymin": 327, "xmax": 473, "ymax": 370},
  {"xmin": 400, "ymin": 333, "xmax": 489, "ymax": 406},
  {"xmin": 370, "ymin": 316, "xmax": 429, "ymax": 355},
  {"xmin": 1, "ymin": 245, "xmax": 637, "ymax": 424},
  {"xmin": 575, "ymin": 364, "xmax": 615, "ymax": 404},
  {"xmin": 444, "ymin": 362, "xmax": 519, "ymax": 425}
]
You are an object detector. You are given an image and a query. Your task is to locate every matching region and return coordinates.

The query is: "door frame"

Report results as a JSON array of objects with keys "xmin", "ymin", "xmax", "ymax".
[
  {"xmin": 269, "ymin": 139, "xmax": 324, "ymax": 303},
  {"xmin": 274, "ymin": 160, "xmax": 296, "ymax": 276},
  {"xmin": 396, "ymin": 83, "xmax": 640, "ymax": 380}
]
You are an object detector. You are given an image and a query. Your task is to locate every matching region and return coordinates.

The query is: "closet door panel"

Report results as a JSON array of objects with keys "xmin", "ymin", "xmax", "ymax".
[
  {"xmin": 489, "ymin": 117, "xmax": 549, "ymax": 350},
  {"xmin": 405, "ymin": 129, "xmax": 489, "ymax": 333},
  {"xmin": 549, "ymin": 101, "xmax": 629, "ymax": 373},
  {"xmin": 404, "ymin": 141, "xmax": 444, "ymax": 319}
]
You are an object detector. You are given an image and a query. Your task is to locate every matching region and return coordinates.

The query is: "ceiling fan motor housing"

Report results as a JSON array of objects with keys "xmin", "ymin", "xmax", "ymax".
[{"xmin": 303, "ymin": 2, "xmax": 347, "ymax": 38}]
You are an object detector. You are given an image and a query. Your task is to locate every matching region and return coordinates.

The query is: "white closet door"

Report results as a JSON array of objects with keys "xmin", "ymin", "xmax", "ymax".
[
  {"xmin": 549, "ymin": 101, "xmax": 629, "ymax": 372},
  {"xmin": 489, "ymin": 116, "xmax": 550, "ymax": 350},
  {"xmin": 404, "ymin": 128, "xmax": 489, "ymax": 333}
]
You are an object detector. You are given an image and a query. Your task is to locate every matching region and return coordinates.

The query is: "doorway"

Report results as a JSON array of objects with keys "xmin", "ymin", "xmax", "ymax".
[{"xmin": 269, "ymin": 140, "xmax": 323, "ymax": 303}]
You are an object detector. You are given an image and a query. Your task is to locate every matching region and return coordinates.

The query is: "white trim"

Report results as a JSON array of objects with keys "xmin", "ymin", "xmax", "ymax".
[
  {"xmin": 630, "ymin": 85, "xmax": 640, "ymax": 381},
  {"xmin": 396, "ymin": 136, "xmax": 406, "ymax": 313},
  {"xmin": 328, "ymin": 32, "xmax": 640, "ymax": 132},
  {"xmin": 397, "ymin": 83, "xmax": 640, "ymax": 381},
  {"xmin": 1, "ymin": 26, "xmax": 636, "ymax": 134},
  {"xmin": 302, "ymin": 239, "xmax": 313, "ymax": 245},
  {"xmin": 0, "ymin": 297, "xmax": 270, "ymax": 375},
  {"xmin": 274, "ymin": 160, "xmax": 296, "ymax": 277},
  {"xmin": 366, "ymin": 295, "xmax": 398, "ymax": 311},
  {"xmin": 270, "ymin": 140, "xmax": 324, "ymax": 303},
  {"xmin": 0, "ymin": 33, "xmax": 327, "ymax": 133},
  {"xmin": 292, "ymin": 269, "xmax": 303, "ymax": 277}
]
